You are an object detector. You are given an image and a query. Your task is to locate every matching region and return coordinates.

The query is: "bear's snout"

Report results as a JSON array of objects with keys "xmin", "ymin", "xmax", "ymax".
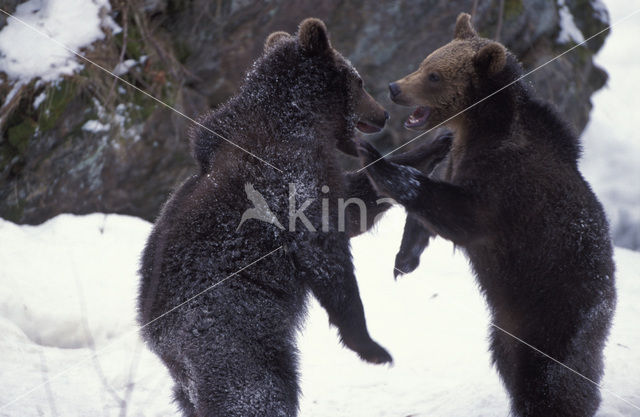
[{"xmin": 388, "ymin": 82, "xmax": 401, "ymax": 99}]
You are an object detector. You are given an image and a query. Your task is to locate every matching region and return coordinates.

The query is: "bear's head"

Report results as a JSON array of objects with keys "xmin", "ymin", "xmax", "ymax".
[
  {"xmin": 248, "ymin": 18, "xmax": 388, "ymax": 152},
  {"xmin": 388, "ymin": 13, "xmax": 518, "ymax": 132}
]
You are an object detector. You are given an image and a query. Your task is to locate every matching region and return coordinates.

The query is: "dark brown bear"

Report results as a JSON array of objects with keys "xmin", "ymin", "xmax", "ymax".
[
  {"xmin": 137, "ymin": 17, "xmax": 453, "ymax": 417},
  {"xmin": 358, "ymin": 13, "xmax": 616, "ymax": 417},
  {"xmin": 138, "ymin": 18, "xmax": 394, "ymax": 417}
]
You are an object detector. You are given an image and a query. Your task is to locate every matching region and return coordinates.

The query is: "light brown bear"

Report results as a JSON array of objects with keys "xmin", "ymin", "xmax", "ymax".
[{"xmin": 359, "ymin": 13, "xmax": 616, "ymax": 417}]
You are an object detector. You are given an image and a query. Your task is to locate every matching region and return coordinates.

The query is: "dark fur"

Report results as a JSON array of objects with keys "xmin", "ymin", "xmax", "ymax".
[
  {"xmin": 137, "ymin": 16, "xmax": 455, "ymax": 415},
  {"xmin": 359, "ymin": 19, "xmax": 616, "ymax": 417},
  {"xmin": 345, "ymin": 133, "xmax": 452, "ymax": 240},
  {"xmin": 392, "ymin": 133, "xmax": 452, "ymax": 278},
  {"xmin": 138, "ymin": 20, "xmax": 398, "ymax": 417}
]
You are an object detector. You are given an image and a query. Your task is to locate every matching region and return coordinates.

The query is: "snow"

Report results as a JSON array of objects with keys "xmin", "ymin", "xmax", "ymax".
[
  {"xmin": 557, "ymin": 0, "xmax": 585, "ymax": 44},
  {"xmin": 113, "ymin": 59, "xmax": 138, "ymax": 77},
  {"xmin": 580, "ymin": 0, "xmax": 640, "ymax": 251},
  {"xmin": 82, "ymin": 119, "xmax": 110, "ymax": 133},
  {"xmin": 2, "ymin": 81, "xmax": 22, "ymax": 105},
  {"xmin": 591, "ymin": 0, "xmax": 611, "ymax": 25},
  {"xmin": 32, "ymin": 91, "xmax": 46, "ymax": 110},
  {"xmin": 0, "ymin": 214, "xmax": 178, "ymax": 417},
  {"xmin": 0, "ymin": 0, "xmax": 118, "ymax": 83},
  {"xmin": 0, "ymin": 209, "xmax": 638, "ymax": 416}
]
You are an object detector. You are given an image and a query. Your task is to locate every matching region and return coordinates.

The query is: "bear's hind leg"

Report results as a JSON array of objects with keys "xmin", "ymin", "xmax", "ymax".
[
  {"xmin": 191, "ymin": 356, "xmax": 300, "ymax": 417},
  {"xmin": 493, "ymin": 327, "xmax": 603, "ymax": 417},
  {"xmin": 181, "ymin": 316, "xmax": 301, "ymax": 417},
  {"xmin": 173, "ymin": 384, "xmax": 197, "ymax": 417}
]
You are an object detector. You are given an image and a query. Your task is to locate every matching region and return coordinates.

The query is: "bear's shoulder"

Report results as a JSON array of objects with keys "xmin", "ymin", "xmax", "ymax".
[{"xmin": 519, "ymin": 91, "xmax": 581, "ymax": 164}]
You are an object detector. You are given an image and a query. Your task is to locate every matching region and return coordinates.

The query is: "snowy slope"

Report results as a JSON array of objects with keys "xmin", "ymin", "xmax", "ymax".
[
  {"xmin": 0, "ymin": 209, "xmax": 638, "ymax": 416},
  {"xmin": 0, "ymin": 214, "xmax": 178, "ymax": 417},
  {"xmin": 580, "ymin": 0, "xmax": 640, "ymax": 251}
]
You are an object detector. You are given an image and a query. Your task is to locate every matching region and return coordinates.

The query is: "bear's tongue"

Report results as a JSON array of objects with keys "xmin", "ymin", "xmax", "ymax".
[
  {"xmin": 405, "ymin": 106, "xmax": 430, "ymax": 129},
  {"xmin": 356, "ymin": 121, "xmax": 382, "ymax": 134}
]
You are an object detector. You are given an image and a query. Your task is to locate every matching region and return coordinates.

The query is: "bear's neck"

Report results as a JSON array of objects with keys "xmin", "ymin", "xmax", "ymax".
[
  {"xmin": 444, "ymin": 82, "xmax": 522, "ymax": 178},
  {"xmin": 456, "ymin": 82, "xmax": 521, "ymax": 150}
]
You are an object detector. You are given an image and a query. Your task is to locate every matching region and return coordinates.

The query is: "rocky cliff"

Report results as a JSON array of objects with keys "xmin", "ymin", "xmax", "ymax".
[{"xmin": 0, "ymin": 0, "xmax": 610, "ymax": 224}]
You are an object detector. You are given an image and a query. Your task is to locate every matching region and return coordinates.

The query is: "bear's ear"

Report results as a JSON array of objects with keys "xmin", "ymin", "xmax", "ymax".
[
  {"xmin": 264, "ymin": 31, "xmax": 291, "ymax": 52},
  {"xmin": 298, "ymin": 18, "xmax": 331, "ymax": 56},
  {"xmin": 474, "ymin": 42, "xmax": 507, "ymax": 76},
  {"xmin": 454, "ymin": 13, "xmax": 477, "ymax": 40}
]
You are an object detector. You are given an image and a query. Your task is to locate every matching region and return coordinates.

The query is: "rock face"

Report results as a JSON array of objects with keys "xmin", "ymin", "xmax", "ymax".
[{"xmin": 0, "ymin": 0, "xmax": 609, "ymax": 224}]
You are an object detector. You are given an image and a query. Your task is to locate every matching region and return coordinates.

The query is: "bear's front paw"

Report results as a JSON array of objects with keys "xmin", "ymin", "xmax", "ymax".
[
  {"xmin": 342, "ymin": 332, "xmax": 393, "ymax": 365},
  {"xmin": 431, "ymin": 132, "xmax": 453, "ymax": 155},
  {"xmin": 356, "ymin": 139, "xmax": 384, "ymax": 168},
  {"xmin": 356, "ymin": 141, "xmax": 396, "ymax": 189},
  {"xmin": 354, "ymin": 339, "xmax": 393, "ymax": 365},
  {"xmin": 393, "ymin": 251, "xmax": 421, "ymax": 279}
]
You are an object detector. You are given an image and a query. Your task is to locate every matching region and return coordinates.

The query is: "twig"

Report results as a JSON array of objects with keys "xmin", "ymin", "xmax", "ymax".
[
  {"xmin": 37, "ymin": 344, "xmax": 58, "ymax": 417},
  {"xmin": 118, "ymin": 339, "xmax": 143, "ymax": 417},
  {"xmin": 495, "ymin": 0, "xmax": 505, "ymax": 41},
  {"xmin": 106, "ymin": 0, "xmax": 128, "ymax": 108},
  {"xmin": 0, "ymin": 81, "xmax": 26, "ymax": 133},
  {"xmin": 72, "ymin": 256, "xmax": 126, "ymax": 410},
  {"xmin": 471, "ymin": 0, "xmax": 479, "ymax": 23}
]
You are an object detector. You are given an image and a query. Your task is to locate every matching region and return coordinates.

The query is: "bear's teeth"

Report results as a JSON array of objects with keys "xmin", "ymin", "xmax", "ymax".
[{"xmin": 406, "ymin": 106, "xmax": 430, "ymax": 128}]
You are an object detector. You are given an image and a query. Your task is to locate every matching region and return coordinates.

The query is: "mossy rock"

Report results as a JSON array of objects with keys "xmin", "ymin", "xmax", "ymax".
[
  {"xmin": 504, "ymin": 0, "xmax": 524, "ymax": 19},
  {"xmin": 38, "ymin": 80, "xmax": 77, "ymax": 133},
  {"xmin": 7, "ymin": 118, "xmax": 37, "ymax": 154},
  {"xmin": 476, "ymin": 0, "xmax": 525, "ymax": 40},
  {"xmin": 114, "ymin": 22, "xmax": 145, "ymax": 60},
  {"xmin": 566, "ymin": 0, "xmax": 608, "ymax": 52},
  {"xmin": 173, "ymin": 39, "xmax": 192, "ymax": 64},
  {"xmin": 2, "ymin": 199, "xmax": 24, "ymax": 223}
]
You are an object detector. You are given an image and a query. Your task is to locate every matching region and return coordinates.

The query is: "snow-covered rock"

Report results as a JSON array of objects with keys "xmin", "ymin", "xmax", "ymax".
[
  {"xmin": 0, "ymin": 0, "xmax": 118, "ymax": 83},
  {"xmin": 557, "ymin": 0, "xmax": 585, "ymax": 44}
]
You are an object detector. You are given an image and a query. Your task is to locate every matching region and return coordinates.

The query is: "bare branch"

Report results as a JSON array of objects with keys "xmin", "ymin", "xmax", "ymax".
[
  {"xmin": 106, "ymin": 0, "xmax": 129, "ymax": 108},
  {"xmin": 72, "ymin": 257, "xmax": 126, "ymax": 410},
  {"xmin": 37, "ymin": 344, "xmax": 58, "ymax": 417},
  {"xmin": 495, "ymin": 0, "xmax": 505, "ymax": 41},
  {"xmin": 118, "ymin": 340, "xmax": 144, "ymax": 417},
  {"xmin": 471, "ymin": 0, "xmax": 479, "ymax": 23}
]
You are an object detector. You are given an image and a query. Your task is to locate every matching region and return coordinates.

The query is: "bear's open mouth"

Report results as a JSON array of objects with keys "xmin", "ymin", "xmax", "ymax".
[
  {"xmin": 404, "ymin": 106, "xmax": 431, "ymax": 129},
  {"xmin": 356, "ymin": 121, "xmax": 383, "ymax": 134}
]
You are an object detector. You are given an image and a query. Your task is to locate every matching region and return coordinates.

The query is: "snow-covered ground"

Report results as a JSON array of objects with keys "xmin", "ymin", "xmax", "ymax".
[
  {"xmin": 0, "ymin": 209, "xmax": 638, "ymax": 416},
  {"xmin": 580, "ymin": 0, "xmax": 640, "ymax": 251}
]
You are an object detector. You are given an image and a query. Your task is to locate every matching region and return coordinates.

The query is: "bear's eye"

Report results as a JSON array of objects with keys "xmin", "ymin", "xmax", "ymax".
[{"xmin": 428, "ymin": 73, "xmax": 440, "ymax": 82}]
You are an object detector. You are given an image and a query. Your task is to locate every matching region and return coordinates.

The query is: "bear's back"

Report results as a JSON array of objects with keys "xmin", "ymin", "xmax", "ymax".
[{"xmin": 460, "ymin": 91, "xmax": 613, "ymax": 309}]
